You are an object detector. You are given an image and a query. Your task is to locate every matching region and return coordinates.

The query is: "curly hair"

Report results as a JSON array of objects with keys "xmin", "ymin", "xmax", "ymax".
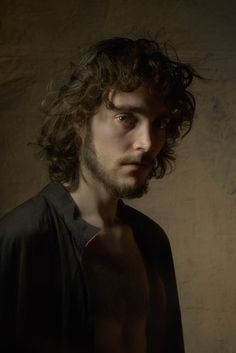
[{"xmin": 38, "ymin": 37, "xmax": 199, "ymax": 188}]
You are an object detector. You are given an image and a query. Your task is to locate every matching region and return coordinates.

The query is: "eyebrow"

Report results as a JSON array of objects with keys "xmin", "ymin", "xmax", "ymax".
[
  {"xmin": 111, "ymin": 104, "xmax": 170, "ymax": 119},
  {"xmin": 111, "ymin": 104, "xmax": 148, "ymax": 115}
]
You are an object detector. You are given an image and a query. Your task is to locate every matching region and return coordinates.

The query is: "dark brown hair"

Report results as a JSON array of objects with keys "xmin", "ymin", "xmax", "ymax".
[{"xmin": 38, "ymin": 37, "xmax": 199, "ymax": 188}]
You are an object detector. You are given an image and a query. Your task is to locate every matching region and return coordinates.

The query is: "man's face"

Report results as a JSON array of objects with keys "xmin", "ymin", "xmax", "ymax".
[{"xmin": 80, "ymin": 85, "xmax": 169, "ymax": 199}]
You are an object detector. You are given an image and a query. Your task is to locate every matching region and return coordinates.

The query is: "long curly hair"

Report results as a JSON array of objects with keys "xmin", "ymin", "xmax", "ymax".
[{"xmin": 38, "ymin": 37, "xmax": 199, "ymax": 189}]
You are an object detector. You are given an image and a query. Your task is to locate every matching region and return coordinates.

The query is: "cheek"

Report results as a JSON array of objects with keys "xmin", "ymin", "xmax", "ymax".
[
  {"xmin": 93, "ymin": 122, "xmax": 123, "ymax": 143},
  {"xmin": 100, "ymin": 129, "xmax": 129, "ymax": 152},
  {"xmin": 153, "ymin": 130, "xmax": 166, "ymax": 152},
  {"xmin": 92, "ymin": 127, "xmax": 129, "ymax": 159}
]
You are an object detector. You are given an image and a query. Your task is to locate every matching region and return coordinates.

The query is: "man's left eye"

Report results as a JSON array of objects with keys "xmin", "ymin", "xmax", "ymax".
[{"xmin": 154, "ymin": 117, "xmax": 170, "ymax": 130}]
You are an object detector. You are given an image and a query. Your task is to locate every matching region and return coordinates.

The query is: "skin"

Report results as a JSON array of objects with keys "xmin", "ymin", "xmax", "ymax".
[
  {"xmin": 70, "ymin": 85, "xmax": 170, "ymax": 352},
  {"xmin": 71, "ymin": 85, "xmax": 169, "ymax": 228},
  {"xmin": 82, "ymin": 224, "xmax": 151, "ymax": 353}
]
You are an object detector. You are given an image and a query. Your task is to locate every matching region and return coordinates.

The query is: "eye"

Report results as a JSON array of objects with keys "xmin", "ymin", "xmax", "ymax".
[
  {"xmin": 153, "ymin": 116, "xmax": 171, "ymax": 130},
  {"xmin": 115, "ymin": 114, "xmax": 137, "ymax": 128}
]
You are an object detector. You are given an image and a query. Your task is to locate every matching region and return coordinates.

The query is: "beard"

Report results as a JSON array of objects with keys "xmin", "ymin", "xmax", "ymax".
[{"xmin": 80, "ymin": 128, "xmax": 152, "ymax": 199}]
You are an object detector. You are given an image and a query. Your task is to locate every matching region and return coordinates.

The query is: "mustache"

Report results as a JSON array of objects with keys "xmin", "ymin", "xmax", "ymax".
[{"xmin": 119, "ymin": 155, "xmax": 155, "ymax": 168}]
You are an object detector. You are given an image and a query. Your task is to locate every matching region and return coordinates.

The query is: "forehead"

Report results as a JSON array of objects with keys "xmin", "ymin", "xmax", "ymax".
[{"xmin": 107, "ymin": 85, "xmax": 169, "ymax": 116}]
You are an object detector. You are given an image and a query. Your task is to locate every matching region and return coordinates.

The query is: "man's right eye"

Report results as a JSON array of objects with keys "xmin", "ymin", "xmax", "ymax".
[{"xmin": 115, "ymin": 114, "xmax": 137, "ymax": 128}]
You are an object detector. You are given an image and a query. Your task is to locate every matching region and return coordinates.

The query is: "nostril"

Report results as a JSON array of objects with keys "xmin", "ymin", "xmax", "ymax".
[{"xmin": 133, "ymin": 137, "xmax": 152, "ymax": 152}]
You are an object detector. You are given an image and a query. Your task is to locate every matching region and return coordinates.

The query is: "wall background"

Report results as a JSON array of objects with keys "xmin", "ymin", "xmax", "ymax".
[{"xmin": 0, "ymin": 1, "xmax": 235, "ymax": 352}]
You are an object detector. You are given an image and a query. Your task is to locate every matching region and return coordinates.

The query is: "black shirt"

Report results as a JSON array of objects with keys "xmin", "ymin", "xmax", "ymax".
[{"xmin": 0, "ymin": 183, "xmax": 185, "ymax": 353}]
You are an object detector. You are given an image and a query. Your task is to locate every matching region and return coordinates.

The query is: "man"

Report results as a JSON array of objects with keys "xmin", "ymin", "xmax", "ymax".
[{"xmin": 0, "ymin": 37, "xmax": 198, "ymax": 353}]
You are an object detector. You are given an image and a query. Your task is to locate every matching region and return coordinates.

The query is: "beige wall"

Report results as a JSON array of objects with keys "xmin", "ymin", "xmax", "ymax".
[{"xmin": 0, "ymin": 1, "xmax": 235, "ymax": 352}]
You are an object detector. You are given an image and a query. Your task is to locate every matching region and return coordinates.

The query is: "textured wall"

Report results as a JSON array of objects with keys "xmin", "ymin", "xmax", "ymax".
[{"xmin": 0, "ymin": 1, "xmax": 235, "ymax": 352}]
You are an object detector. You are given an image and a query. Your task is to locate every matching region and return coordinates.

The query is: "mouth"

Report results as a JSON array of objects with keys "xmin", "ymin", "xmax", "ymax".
[
  {"xmin": 122, "ymin": 160, "xmax": 152, "ymax": 168},
  {"xmin": 129, "ymin": 162, "xmax": 148, "ymax": 167},
  {"xmin": 121, "ymin": 162, "xmax": 151, "ymax": 171}
]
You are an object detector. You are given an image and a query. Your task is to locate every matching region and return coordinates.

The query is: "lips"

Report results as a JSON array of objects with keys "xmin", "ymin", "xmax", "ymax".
[
  {"xmin": 128, "ymin": 163, "xmax": 148, "ymax": 167},
  {"xmin": 121, "ymin": 162, "xmax": 152, "ymax": 171},
  {"xmin": 120, "ymin": 155, "xmax": 154, "ymax": 172},
  {"xmin": 122, "ymin": 161, "xmax": 152, "ymax": 168}
]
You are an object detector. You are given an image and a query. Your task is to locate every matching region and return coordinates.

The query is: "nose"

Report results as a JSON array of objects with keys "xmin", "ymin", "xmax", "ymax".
[
  {"xmin": 132, "ymin": 122, "xmax": 166, "ymax": 155},
  {"xmin": 132, "ymin": 122, "xmax": 153, "ymax": 152}
]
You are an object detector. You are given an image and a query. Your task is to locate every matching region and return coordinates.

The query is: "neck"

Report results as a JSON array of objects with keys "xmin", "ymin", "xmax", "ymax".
[{"xmin": 69, "ymin": 171, "xmax": 119, "ymax": 229}]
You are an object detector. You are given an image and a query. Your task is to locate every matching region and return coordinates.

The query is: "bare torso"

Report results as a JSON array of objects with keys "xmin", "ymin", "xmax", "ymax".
[{"xmin": 82, "ymin": 222, "xmax": 149, "ymax": 353}]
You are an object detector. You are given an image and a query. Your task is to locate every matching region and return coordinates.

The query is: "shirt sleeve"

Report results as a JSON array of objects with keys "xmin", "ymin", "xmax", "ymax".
[{"xmin": 0, "ymin": 205, "xmax": 63, "ymax": 352}]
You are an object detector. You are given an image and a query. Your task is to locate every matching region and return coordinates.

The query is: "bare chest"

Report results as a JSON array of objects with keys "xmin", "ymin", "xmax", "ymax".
[
  {"xmin": 81, "ymin": 224, "xmax": 149, "ymax": 353},
  {"xmin": 82, "ymin": 224, "xmax": 149, "ymax": 318}
]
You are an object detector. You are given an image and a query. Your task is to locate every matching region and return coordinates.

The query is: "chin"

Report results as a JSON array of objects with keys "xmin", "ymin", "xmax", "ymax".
[
  {"xmin": 110, "ymin": 180, "xmax": 149, "ymax": 199},
  {"xmin": 122, "ymin": 186, "xmax": 149, "ymax": 199}
]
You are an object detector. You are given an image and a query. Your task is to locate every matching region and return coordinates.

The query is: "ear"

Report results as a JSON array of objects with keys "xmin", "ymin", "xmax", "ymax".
[
  {"xmin": 73, "ymin": 120, "xmax": 82, "ymax": 131},
  {"xmin": 73, "ymin": 119, "xmax": 84, "ymax": 131},
  {"xmin": 73, "ymin": 120, "xmax": 86, "ymax": 144}
]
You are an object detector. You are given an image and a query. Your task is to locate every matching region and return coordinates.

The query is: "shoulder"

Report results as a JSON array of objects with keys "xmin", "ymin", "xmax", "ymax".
[
  {"xmin": 120, "ymin": 201, "xmax": 171, "ymax": 251},
  {"xmin": 0, "ymin": 184, "xmax": 60, "ymax": 245},
  {"xmin": 120, "ymin": 202, "xmax": 177, "ymax": 278},
  {"xmin": 121, "ymin": 202, "xmax": 164, "ymax": 231}
]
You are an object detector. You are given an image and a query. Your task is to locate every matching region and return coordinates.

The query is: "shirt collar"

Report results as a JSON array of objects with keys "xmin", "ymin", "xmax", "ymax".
[{"xmin": 40, "ymin": 182, "xmax": 127, "ymax": 253}]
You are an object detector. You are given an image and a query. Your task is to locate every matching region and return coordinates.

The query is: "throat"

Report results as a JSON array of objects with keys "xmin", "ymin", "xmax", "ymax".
[{"xmin": 70, "ymin": 182, "xmax": 119, "ymax": 228}]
